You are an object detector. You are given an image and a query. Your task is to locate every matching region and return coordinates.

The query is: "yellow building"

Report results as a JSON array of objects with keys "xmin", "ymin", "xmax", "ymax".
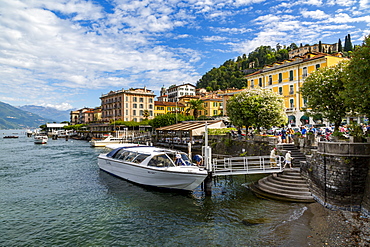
[
  {"xmin": 200, "ymin": 97, "xmax": 223, "ymax": 117},
  {"xmin": 244, "ymin": 52, "xmax": 346, "ymax": 126},
  {"xmin": 154, "ymin": 101, "xmax": 185, "ymax": 116}
]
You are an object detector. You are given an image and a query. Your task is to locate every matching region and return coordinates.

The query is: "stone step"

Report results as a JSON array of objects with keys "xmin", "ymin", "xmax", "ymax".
[
  {"xmin": 264, "ymin": 177, "xmax": 310, "ymax": 192},
  {"xmin": 258, "ymin": 179, "xmax": 311, "ymax": 196},
  {"xmin": 283, "ymin": 170, "xmax": 301, "ymax": 175},
  {"xmin": 273, "ymin": 175, "xmax": 307, "ymax": 184},
  {"xmin": 278, "ymin": 173, "xmax": 306, "ymax": 181},
  {"xmin": 249, "ymin": 184, "xmax": 315, "ymax": 203},
  {"xmin": 254, "ymin": 183, "xmax": 314, "ymax": 201},
  {"xmin": 266, "ymin": 176, "xmax": 309, "ymax": 188}
]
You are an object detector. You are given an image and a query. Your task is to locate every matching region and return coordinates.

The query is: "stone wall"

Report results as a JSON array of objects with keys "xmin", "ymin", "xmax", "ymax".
[
  {"xmin": 208, "ymin": 135, "xmax": 271, "ymax": 156},
  {"xmin": 302, "ymin": 142, "xmax": 370, "ymax": 215}
]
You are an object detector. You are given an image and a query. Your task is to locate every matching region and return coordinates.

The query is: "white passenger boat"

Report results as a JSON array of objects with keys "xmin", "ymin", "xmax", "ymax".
[
  {"xmin": 90, "ymin": 135, "xmax": 128, "ymax": 147},
  {"xmin": 34, "ymin": 135, "xmax": 48, "ymax": 144},
  {"xmin": 98, "ymin": 146, "xmax": 208, "ymax": 191}
]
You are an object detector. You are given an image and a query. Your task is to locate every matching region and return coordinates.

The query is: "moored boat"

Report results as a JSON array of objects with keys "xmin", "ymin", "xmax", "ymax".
[
  {"xmin": 34, "ymin": 135, "xmax": 48, "ymax": 144},
  {"xmin": 105, "ymin": 143, "xmax": 143, "ymax": 150},
  {"xmin": 3, "ymin": 136, "xmax": 19, "ymax": 139},
  {"xmin": 90, "ymin": 135, "xmax": 128, "ymax": 147},
  {"xmin": 98, "ymin": 146, "xmax": 208, "ymax": 191}
]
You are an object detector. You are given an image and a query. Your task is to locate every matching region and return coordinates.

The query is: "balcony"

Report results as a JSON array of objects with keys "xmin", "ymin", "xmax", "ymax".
[{"xmin": 285, "ymin": 107, "xmax": 296, "ymax": 112}]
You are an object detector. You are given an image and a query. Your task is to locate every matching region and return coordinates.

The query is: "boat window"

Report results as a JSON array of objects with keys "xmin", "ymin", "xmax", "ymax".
[
  {"xmin": 147, "ymin": 154, "xmax": 175, "ymax": 167},
  {"xmin": 122, "ymin": 152, "xmax": 139, "ymax": 162},
  {"xmin": 132, "ymin": 154, "xmax": 150, "ymax": 164},
  {"xmin": 180, "ymin": 153, "xmax": 192, "ymax": 166},
  {"xmin": 116, "ymin": 150, "xmax": 131, "ymax": 160},
  {"xmin": 166, "ymin": 152, "xmax": 192, "ymax": 166},
  {"xmin": 166, "ymin": 152, "xmax": 176, "ymax": 161},
  {"xmin": 111, "ymin": 148, "xmax": 125, "ymax": 159}
]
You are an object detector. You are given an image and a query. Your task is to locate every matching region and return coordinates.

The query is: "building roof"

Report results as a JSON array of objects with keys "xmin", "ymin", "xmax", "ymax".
[
  {"xmin": 46, "ymin": 123, "xmax": 68, "ymax": 128},
  {"xmin": 245, "ymin": 52, "xmax": 344, "ymax": 78},
  {"xmin": 218, "ymin": 89, "xmax": 246, "ymax": 96},
  {"xmin": 156, "ymin": 120, "xmax": 226, "ymax": 136},
  {"xmin": 154, "ymin": 101, "xmax": 185, "ymax": 107},
  {"xmin": 168, "ymin": 83, "xmax": 196, "ymax": 89}
]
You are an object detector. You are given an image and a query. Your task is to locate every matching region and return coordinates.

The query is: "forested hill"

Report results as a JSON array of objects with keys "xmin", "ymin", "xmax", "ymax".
[
  {"xmin": 196, "ymin": 44, "xmax": 291, "ymax": 91},
  {"xmin": 0, "ymin": 101, "xmax": 51, "ymax": 129}
]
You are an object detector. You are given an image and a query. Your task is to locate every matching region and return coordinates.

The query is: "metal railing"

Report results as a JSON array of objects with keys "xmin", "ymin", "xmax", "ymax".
[{"xmin": 211, "ymin": 155, "xmax": 284, "ymax": 176}]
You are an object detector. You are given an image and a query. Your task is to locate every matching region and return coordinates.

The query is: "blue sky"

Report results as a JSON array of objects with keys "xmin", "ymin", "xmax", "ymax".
[{"xmin": 0, "ymin": 0, "xmax": 369, "ymax": 111}]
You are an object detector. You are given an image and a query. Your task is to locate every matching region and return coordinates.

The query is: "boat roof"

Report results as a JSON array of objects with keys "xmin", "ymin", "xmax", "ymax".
[{"xmin": 106, "ymin": 146, "xmax": 184, "ymax": 157}]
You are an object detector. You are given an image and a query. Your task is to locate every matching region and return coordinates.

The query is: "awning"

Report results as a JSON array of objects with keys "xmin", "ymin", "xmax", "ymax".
[
  {"xmin": 288, "ymin": 115, "xmax": 296, "ymax": 120},
  {"xmin": 156, "ymin": 120, "xmax": 226, "ymax": 136},
  {"xmin": 300, "ymin": 115, "xmax": 309, "ymax": 120}
]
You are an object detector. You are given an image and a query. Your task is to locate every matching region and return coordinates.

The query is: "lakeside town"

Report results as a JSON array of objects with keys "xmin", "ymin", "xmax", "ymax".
[{"xmin": 31, "ymin": 38, "xmax": 369, "ymax": 245}]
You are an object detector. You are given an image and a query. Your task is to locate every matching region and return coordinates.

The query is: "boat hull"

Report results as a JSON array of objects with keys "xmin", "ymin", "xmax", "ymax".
[
  {"xmin": 34, "ymin": 136, "xmax": 48, "ymax": 144},
  {"xmin": 98, "ymin": 155, "xmax": 207, "ymax": 191}
]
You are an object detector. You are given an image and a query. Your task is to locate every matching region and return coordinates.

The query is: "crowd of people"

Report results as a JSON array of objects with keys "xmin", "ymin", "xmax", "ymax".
[{"xmin": 270, "ymin": 123, "xmax": 370, "ymax": 143}]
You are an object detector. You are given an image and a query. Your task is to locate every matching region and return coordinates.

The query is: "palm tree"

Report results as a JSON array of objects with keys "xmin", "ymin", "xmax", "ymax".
[
  {"xmin": 187, "ymin": 99, "xmax": 204, "ymax": 119},
  {"xmin": 142, "ymin": 110, "xmax": 150, "ymax": 120}
]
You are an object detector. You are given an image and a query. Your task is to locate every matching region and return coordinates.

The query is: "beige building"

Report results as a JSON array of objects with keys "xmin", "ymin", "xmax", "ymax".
[
  {"xmin": 70, "ymin": 107, "xmax": 97, "ymax": 124},
  {"xmin": 289, "ymin": 43, "xmax": 338, "ymax": 59},
  {"xmin": 100, "ymin": 87, "xmax": 155, "ymax": 122}
]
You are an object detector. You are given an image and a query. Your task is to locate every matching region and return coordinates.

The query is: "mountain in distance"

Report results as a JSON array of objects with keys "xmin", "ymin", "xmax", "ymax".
[
  {"xmin": 18, "ymin": 105, "xmax": 71, "ymax": 123},
  {"xmin": 0, "ymin": 101, "xmax": 53, "ymax": 129}
]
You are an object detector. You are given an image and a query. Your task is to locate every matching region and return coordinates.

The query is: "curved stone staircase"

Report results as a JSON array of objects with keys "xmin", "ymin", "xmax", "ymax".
[{"xmin": 250, "ymin": 169, "xmax": 315, "ymax": 203}]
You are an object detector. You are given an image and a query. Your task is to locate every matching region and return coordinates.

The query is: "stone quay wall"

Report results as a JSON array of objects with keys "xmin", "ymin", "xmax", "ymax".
[{"xmin": 301, "ymin": 142, "xmax": 370, "ymax": 215}]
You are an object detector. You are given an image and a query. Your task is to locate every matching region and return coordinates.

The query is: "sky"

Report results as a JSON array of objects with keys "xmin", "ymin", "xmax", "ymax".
[{"xmin": 1, "ymin": 0, "xmax": 369, "ymax": 111}]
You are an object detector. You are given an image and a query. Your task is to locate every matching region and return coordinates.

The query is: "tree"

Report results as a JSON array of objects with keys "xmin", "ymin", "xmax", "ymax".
[
  {"xmin": 319, "ymin": 41, "xmax": 322, "ymax": 52},
  {"xmin": 345, "ymin": 34, "xmax": 370, "ymax": 117},
  {"xmin": 142, "ymin": 110, "xmax": 150, "ymax": 120},
  {"xmin": 226, "ymin": 88, "xmax": 286, "ymax": 130},
  {"xmin": 344, "ymin": 34, "xmax": 353, "ymax": 52},
  {"xmin": 338, "ymin": 38, "xmax": 342, "ymax": 52},
  {"xmin": 187, "ymin": 99, "xmax": 204, "ymax": 119},
  {"xmin": 300, "ymin": 61, "xmax": 349, "ymax": 132}
]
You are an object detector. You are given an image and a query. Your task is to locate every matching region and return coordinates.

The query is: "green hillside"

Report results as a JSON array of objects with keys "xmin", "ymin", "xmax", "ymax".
[{"xmin": 0, "ymin": 101, "xmax": 51, "ymax": 129}]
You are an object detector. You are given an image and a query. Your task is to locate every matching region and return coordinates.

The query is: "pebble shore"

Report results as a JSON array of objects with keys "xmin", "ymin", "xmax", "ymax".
[{"xmin": 306, "ymin": 203, "xmax": 369, "ymax": 246}]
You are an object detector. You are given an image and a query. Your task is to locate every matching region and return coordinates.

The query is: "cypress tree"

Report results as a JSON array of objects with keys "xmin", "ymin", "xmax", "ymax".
[
  {"xmin": 338, "ymin": 39, "xmax": 342, "ymax": 52},
  {"xmin": 319, "ymin": 41, "xmax": 322, "ymax": 52},
  {"xmin": 347, "ymin": 34, "xmax": 353, "ymax": 51}
]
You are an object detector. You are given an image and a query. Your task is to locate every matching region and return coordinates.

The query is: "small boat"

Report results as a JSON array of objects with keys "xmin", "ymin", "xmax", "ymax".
[
  {"xmin": 98, "ymin": 146, "xmax": 208, "ymax": 191},
  {"xmin": 90, "ymin": 135, "xmax": 128, "ymax": 147},
  {"xmin": 105, "ymin": 143, "xmax": 143, "ymax": 150},
  {"xmin": 34, "ymin": 135, "xmax": 48, "ymax": 144},
  {"xmin": 3, "ymin": 136, "xmax": 19, "ymax": 139}
]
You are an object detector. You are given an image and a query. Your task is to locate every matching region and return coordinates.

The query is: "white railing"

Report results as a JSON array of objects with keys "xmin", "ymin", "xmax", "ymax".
[{"xmin": 211, "ymin": 155, "xmax": 284, "ymax": 176}]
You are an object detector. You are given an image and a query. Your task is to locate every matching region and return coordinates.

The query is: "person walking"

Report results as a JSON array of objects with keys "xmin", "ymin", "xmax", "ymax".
[
  {"xmin": 270, "ymin": 147, "xmax": 277, "ymax": 168},
  {"xmin": 283, "ymin": 151, "xmax": 293, "ymax": 169},
  {"xmin": 281, "ymin": 128, "xmax": 287, "ymax": 143}
]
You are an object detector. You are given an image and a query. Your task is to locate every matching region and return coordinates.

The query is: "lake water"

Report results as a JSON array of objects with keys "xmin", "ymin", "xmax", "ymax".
[{"xmin": 1, "ymin": 130, "xmax": 312, "ymax": 246}]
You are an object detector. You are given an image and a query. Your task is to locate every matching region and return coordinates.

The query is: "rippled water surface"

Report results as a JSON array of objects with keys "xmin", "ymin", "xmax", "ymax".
[{"xmin": 1, "ymin": 130, "xmax": 310, "ymax": 246}]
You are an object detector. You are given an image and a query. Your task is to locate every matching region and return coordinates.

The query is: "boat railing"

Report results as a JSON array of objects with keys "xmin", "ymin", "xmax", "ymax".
[{"xmin": 211, "ymin": 155, "xmax": 284, "ymax": 176}]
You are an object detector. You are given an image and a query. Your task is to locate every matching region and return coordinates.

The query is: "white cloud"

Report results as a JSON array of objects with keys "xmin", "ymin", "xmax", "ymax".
[
  {"xmin": 42, "ymin": 103, "xmax": 74, "ymax": 111},
  {"xmin": 359, "ymin": 0, "xmax": 370, "ymax": 9},
  {"xmin": 327, "ymin": 0, "xmax": 357, "ymax": 7},
  {"xmin": 212, "ymin": 27, "xmax": 253, "ymax": 34},
  {"xmin": 203, "ymin": 36, "xmax": 228, "ymax": 42},
  {"xmin": 301, "ymin": 9, "xmax": 330, "ymax": 19},
  {"xmin": 0, "ymin": 0, "xmax": 369, "ymax": 109}
]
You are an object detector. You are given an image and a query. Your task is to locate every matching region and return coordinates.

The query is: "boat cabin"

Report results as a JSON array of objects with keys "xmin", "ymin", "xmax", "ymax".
[{"xmin": 107, "ymin": 147, "xmax": 193, "ymax": 167}]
